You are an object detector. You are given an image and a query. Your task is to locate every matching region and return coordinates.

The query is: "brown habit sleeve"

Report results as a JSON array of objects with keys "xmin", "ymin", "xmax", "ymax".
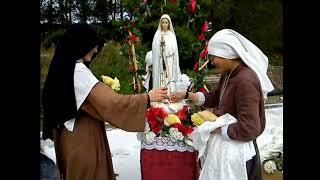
[
  {"xmin": 228, "ymin": 79, "xmax": 263, "ymax": 142},
  {"xmin": 80, "ymin": 82, "xmax": 148, "ymax": 132}
]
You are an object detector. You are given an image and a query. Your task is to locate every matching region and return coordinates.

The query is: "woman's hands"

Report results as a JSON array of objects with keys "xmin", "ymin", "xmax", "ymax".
[{"xmin": 148, "ymin": 87, "xmax": 168, "ymax": 102}]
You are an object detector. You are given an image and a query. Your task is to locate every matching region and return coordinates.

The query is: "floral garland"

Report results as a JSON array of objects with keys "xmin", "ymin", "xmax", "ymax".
[
  {"xmin": 120, "ymin": 18, "xmax": 145, "ymax": 93},
  {"xmin": 192, "ymin": 20, "xmax": 211, "ymax": 93}
]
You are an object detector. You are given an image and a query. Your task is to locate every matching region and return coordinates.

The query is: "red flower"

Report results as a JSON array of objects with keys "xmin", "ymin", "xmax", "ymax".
[
  {"xmin": 175, "ymin": 106, "xmax": 189, "ymax": 121},
  {"xmin": 200, "ymin": 49, "xmax": 208, "ymax": 59},
  {"xmin": 198, "ymin": 87, "xmax": 206, "ymax": 92},
  {"xmin": 172, "ymin": 123, "xmax": 194, "ymax": 135},
  {"xmin": 126, "ymin": 37, "xmax": 132, "ymax": 45},
  {"xmin": 201, "ymin": 21, "xmax": 208, "ymax": 33},
  {"xmin": 154, "ymin": 107, "xmax": 168, "ymax": 119},
  {"xmin": 146, "ymin": 107, "xmax": 168, "ymax": 134},
  {"xmin": 200, "ymin": 41, "xmax": 208, "ymax": 59},
  {"xmin": 193, "ymin": 63, "xmax": 199, "ymax": 72},
  {"xmin": 131, "ymin": 20, "xmax": 136, "ymax": 28},
  {"xmin": 199, "ymin": 33, "xmax": 205, "ymax": 41},
  {"xmin": 129, "ymin": 66, "xmax": 135, "ymax": 73},
  {"xmin": 189, "ymin": 0, "xmax": 196, "ymax": 15},
  {"xmin": 131, "ymin": 34, "xmax": 140, "ymax": 42}
]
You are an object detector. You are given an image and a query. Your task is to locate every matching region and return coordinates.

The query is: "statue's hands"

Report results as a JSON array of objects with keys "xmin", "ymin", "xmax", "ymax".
[
  {"xmin": 169, "ymin": 91, "xmax": 186, "ymax": 103},
  {"xmin": 148, "ymin": 87, "xmax": 168, "ymax": 102}
]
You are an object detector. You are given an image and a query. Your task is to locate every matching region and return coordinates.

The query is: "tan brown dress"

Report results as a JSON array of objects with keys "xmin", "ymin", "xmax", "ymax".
[{"xmin": 53, "ymin": 82, "xmax": 148, "ymax": 180}]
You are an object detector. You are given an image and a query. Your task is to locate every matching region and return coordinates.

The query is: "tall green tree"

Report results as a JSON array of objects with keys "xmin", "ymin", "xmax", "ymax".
[{"xmin": 75, "ymin": 0, "xmax": 92, "ymax": 22}]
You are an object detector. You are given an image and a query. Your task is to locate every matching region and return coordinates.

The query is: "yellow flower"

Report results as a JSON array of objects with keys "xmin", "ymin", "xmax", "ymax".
[
  {"xmin": 101, "ymin": 76, "xmax": 121, "ymax": 91},
  {"xmin": 191, "ymin": 113, "xmax": 204, "ymax": 126},
  {"xmin": 111, "ymin": 77, "xmax": 120, "ymax": 91},
  {"xmin": 165, "ymin": 114, "xmax": 181, "ymax": 125}
]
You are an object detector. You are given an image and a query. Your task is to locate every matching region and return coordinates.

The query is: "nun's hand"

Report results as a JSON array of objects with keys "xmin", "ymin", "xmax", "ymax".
[
  {"xmin": 148, "ymin": 87, "xmax": 168, "ymax": 102},
  {"xmin": 169, "ymin": 91, "xmax": 186, "ymax": 103}
]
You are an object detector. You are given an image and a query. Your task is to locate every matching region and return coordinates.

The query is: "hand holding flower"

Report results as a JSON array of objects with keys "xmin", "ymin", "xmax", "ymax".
[
  {"xmin": 170, "ymin": 91, "xmax": 187, "ymax": 102},
  {"xmin": 148, "ymin": 87, "xmax": 168, "ymax": 102}
]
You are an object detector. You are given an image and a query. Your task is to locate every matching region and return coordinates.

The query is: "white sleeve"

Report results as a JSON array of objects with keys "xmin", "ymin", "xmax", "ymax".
[
  {"xmin": 74, "ymin": 63, "xmax": 99, "ymax": 110},
  {"xmin": 195, "ymin": 92, "xmax": 205, "ymax": 106},
  {"xmin": 64, "ymin": 63, "xmax": 99, "ymax": 132}
]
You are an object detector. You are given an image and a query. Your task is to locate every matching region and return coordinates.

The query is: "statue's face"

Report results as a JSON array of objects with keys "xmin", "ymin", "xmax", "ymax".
[{"xmin": 161, "ymin": 18, "xmax": 170, "ymax": 31}]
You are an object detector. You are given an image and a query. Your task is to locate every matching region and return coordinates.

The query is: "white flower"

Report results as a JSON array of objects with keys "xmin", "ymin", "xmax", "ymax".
[
  {"xmin": 169, "ymin": 128, "xmax": 184, "ymax": 141},
  {"xmin": 145, "ymin": 131, "xmax": 156, "ymax": 144},
  {"xmin": 174, "ymin": 131, "xmax": 184, "ymax": 141},
  {"xmin": 136, "ymin": 132, "xmax": 145, "ymax": 141},
  {"xmin": 264, "ymin": 160, "xmax": 277, "ymax": 174},
  {"xmin": 176, "ymin": 74, "xmax": 191, "ymax": 91},
  {"xmin": 169, "ymin": 127, "xmax": 179, "ymax": 135},
  {"xmin": 144, "ymin": 121, "xmax": 151, "ymax": 132}
]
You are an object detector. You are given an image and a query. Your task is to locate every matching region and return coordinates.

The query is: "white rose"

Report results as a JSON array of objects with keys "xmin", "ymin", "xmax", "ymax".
[
  {"xmin": 174, "ymin": 131, "xmax": 184, "ymax": 141},
  {"xmin": 145, "ymin": 131, "xmax": 156, "ymax": 144},
  {"xmin": 136, "ymin": 132, "xmax": 145, "ymax": 141},
  {"xmin": 169, "ymin": 127, "xmax": 179, "ymax": 135},
  {"xmin": 263, "ymin": 160, "xmax": 277, "ymax": 174}
]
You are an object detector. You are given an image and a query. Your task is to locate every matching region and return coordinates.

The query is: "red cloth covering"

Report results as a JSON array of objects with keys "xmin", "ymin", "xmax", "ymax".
[{"xmin": 140, "ymin": 149, "xmax": 200, "ymax": 180}]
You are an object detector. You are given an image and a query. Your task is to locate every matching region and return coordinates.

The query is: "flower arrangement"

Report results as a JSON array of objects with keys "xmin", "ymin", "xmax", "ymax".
[
  {"xmin": 263, "ymin": 152, "xmax": 283, "ymax": 174},
  {"xmin": 101, "ymin": 75, "xmax": 121, "ymax": 91},
  {"xmin": 144, "ymin": 105, "xmax": 212, "ymax": 146},
  {"xmin": 145, "ymin": 105, "xmax": 194, "ymax": 145}
]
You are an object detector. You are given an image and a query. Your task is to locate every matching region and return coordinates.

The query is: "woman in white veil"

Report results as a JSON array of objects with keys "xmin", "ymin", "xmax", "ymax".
[{"xmin": 152, "ymin": 14, "xmax": 181, "ymax": 94}]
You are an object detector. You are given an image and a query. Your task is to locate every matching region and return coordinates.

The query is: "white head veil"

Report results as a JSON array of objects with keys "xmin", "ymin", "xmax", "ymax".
[
  {"xmin": 151, "ymin": 14, "xmax": 180, "ymax": 90},
  {"xmin": 142, "ymin": 50, "xmax": 152, "ymax": 91},
  {"xmin": 208, "ymin": 29, "xmax": 274, "ymax": 99}
]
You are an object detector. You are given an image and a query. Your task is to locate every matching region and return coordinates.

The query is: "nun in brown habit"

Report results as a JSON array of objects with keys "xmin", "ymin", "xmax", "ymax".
[
  {"xmin": 170, "ymin": 29, "xmax": 274, "ymax": 180},
  {"xmin": 42, "ymin": 23, "xmax": 168, "ymax": 180}
]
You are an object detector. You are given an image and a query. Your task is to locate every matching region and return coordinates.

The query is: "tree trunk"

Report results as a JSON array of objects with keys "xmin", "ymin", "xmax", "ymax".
[
  {"xmin": 48, "ymin": 0, "xmax": 53, "ymax": 25},
  {"xmin": 113, "ymin": 0, "xmax": 116, "ymax": 20},
  {"xmin": 69, "ymin": 0, "xmax": 72, "ymax": 24},
  {"xmin": 108, "ymin": 0, "xmax": 113, "ymax": 20},
  {"xmin": 58, "ymin": 0, "xmax": 68, "ymax": 25},
  {"xmin": 120, "ymin": 0, "xmax": 123, "ymax": 20}
]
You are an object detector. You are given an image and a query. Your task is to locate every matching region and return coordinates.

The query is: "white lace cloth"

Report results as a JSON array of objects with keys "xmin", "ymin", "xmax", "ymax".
[
  {"xmin": 137, "ymin": 120, "xmax": 195, "ymax": 152},
  {"xmin": 191, "ymin": 113, "xmax": 252, "ymax": 180},
  {"xmin": 140, "ymin": 136, "xmax": 195, "ymax": 152}
]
